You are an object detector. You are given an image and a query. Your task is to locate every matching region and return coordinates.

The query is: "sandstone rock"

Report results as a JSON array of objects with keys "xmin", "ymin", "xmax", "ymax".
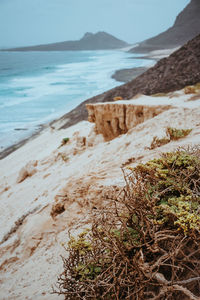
[
  {"xmin": 87, "ymin": 102, "xmax": 171, "ymax": 140},
  {"xmin": 17, "ymin": 160, "xmax": 38, "ymax": 183}
]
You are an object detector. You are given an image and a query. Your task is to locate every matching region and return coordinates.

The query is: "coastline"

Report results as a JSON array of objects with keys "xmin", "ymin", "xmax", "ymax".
[
  {"xmin": 0, "ymin": 126, "xmax": 45, "ymax": 160},
  {"xmin": 112, "ymin": 47, "xmax": 179, "ymax": 83},
  {"xmin": 0, "ymin": 47, "xmax": 176, "ymax": 161},
  {"xmin": 112, "ymin": 66, "xmax": 149, "ymax": 83}
]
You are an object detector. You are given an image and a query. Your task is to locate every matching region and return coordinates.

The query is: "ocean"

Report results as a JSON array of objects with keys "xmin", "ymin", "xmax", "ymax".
[{"xmin": 0, "ymin": 50, "xmax": 153, "ymax": 151}]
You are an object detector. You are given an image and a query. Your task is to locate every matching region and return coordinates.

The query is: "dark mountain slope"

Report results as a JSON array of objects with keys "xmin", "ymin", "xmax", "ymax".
[
  {"xmin": 130, "ymin": 0, "xmax": 200, "ymax": 53},
  {"xmin": 5, "ymin": 32, "xmax": 129, "ymax": 51},
  {"xmin": 57, "ymin": 34, "xmax": 200, "ymax": 129}
]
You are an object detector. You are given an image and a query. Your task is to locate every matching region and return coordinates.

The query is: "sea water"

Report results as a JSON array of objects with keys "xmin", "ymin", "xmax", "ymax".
[{"xmin": 0, "ymin": 50, "xmax": 153, "ymax": 150}]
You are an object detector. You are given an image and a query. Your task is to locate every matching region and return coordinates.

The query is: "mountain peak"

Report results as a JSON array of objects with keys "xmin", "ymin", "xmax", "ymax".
[
  {"xmin": 82, "ymin": 32, "xmax": 94, "ymax": 39},
  {"xmin": 6, "ymin": 31, "xmax": 129, "ymax": 51},
  {"xmin": 81, "ymin": 31, "xmax": 117, "ymax": 40}
]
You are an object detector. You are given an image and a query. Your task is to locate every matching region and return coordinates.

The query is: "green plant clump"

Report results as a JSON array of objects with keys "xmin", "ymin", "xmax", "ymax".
[
  {"xmin": 134, "ymin": 151, "xmax": 200, "ymax": 233},
  {"xmin": 53, "ymin": 148, "xmax": 200, "ymax": 300},
  {"xmin": 150, "ymin": 128, "xmax": 192, "ymax": 150},
  {"xmin": 166, "ymin": 127, "xmax": 192, "ymax": 140},
  {"xmin": 59, "ymin": 137, "xmax": 70, "ymax": 149},
  {"xmin": 62, "ymin": 137, "xmax": 70, "ymax": 144}
]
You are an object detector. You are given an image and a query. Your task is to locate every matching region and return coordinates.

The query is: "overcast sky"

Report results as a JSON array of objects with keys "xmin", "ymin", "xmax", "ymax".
[{"xmin": 0, "ymin": 0, "xmax": 190, "ymax": 48}]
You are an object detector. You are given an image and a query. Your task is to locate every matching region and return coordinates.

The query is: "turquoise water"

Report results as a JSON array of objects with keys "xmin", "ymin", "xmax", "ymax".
[{"xmin": 0, "ymin": 50, "xmax": 153, "ymax": 150}]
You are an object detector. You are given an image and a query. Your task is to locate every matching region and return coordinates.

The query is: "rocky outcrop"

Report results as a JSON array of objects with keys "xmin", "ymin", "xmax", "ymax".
[
  {"xmin": 58, "ymin": 34, "xmax": 200, "ymax": 130},
  {"xmin": 130, "ymin": 0, "xmax": 200, "ymax": 53},
  {"xmin": 86, "ymin": 101, "xmax": 171, "ymax": 140},
  {"xmin": 5, "ymin": 31, "xmax": 129, "ymax": 51}
]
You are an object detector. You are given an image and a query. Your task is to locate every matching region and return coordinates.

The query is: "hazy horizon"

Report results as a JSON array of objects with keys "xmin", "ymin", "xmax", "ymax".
[{"xmin": 0, "ymin": 0, "xmax": 190, "ymax": 48}]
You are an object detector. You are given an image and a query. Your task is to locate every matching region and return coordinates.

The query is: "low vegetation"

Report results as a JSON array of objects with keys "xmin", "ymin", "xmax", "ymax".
[
  {"xmin": 151, "ymin": 92, "xmax": 168, "ymax": 97},
  {"xmin": 184, "ymin": 83, "xmax": 200, "ymax": 95},
  {"xmin": 150, "ymin": 127, "xmax": 192, "ymax": 149},
  {"xmin": 166, "ymin": 127, "xmax": 192, "ymax": 141},
  {"xmin": 53, "ymin": 148, "xmax": 200, "ymax": 299},
  {"xmin": 152, "ymin": 83, "xmax": 200, "ymax": 97},
  {"xmin": 59, "ymin": 137, "xmax": 70, "ymax": 148},
  {"xmin": 113, "ymin": 96, "xmax": 123, "ymax": 101},
  {"xmin": 150, "ymin": 136, "xmax": 170, "ymax": 149}
]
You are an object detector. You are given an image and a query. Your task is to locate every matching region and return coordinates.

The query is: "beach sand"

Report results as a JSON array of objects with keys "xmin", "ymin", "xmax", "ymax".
[{"xmin": 0, "ymin": 90, "xmax": 200, "ymax": 299}]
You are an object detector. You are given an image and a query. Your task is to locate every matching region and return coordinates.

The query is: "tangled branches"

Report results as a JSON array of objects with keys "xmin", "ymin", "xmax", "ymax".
[{"xmin": 53, "ymin": 148, "xmax": 200, "ymax": 299}]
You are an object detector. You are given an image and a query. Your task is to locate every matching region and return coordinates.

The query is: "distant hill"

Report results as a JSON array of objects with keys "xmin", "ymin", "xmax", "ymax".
[
  {"xmin": 5, "ymin": 32, "xmax": 129, "ymax": 51},
  {"xmin": 130, "ymin": 0, "xmax": 200, "ymax": 53}
]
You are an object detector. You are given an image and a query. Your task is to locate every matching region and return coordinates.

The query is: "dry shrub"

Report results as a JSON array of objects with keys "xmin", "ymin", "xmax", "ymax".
[
  {"xmin": 184, "ymin": 86, "xmax": 197, "ymax": 94},
  {"xmin": 152, "ymin": 92, "xmax": 168, "ymax": 97},
  {"xmin": 53, "ymin": 148, "xmax": 200, "ymax": 300},
  {"xmin": 184, "ymin": 83, "xmax": 200, "ymax": 95},
  {"xmin": 113, "ymin": 96, "xmax": 123, "ymax": 101},
  {"xmin": 150, "ymin": 136, "xmax": 170, "ymax": 149}
]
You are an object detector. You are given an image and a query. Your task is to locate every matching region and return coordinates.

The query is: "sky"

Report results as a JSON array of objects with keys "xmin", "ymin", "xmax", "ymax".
[{"xmin": 0, "ymin": 0, "xmax": 190, "ymax": 48}]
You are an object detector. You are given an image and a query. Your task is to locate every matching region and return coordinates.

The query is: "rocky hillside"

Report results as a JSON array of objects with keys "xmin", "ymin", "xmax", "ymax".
[
  {"xmin": 56, "ymin": 34, "xmax": 200, "ymax": 129},
  {"xmin": 5, "ymin": 32, "xmax": 129, "ymax": 51},
  {"xmin": 130, "ymin": 0, "xmax": 200, "ymax": 53}
]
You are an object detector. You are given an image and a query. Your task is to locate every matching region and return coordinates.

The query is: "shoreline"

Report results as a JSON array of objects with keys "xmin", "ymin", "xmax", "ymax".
[
  {"xmin": 112, "ymin": 66, "xmax": 149, "ymax": 83},
  {"xmin": 0, "ymin": 47, "xmax": 175, "ymax": 160},
  {"xmin": 112, "ymin": 47, "xmax": 179, "ymax": 83},
  {"xmin": 0, "ymin": 125, "xmax": 46, "ymax": 160}
]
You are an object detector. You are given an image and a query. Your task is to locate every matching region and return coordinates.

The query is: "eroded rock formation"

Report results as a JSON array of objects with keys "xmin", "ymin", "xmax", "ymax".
[{"xmin": 87, "ymin": 101, "xmax": 171, "ymax": 140}]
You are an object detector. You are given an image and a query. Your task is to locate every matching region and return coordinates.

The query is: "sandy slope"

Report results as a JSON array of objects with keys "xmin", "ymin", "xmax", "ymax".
[{"xmin": 0, "ymin": 91, "xmax": 200, "ymax": 299}]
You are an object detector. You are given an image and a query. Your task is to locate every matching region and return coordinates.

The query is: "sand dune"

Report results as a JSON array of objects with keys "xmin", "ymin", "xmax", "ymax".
[{"xmin": 0, "ymin": 90, "xmax": 200, "ymax": 299}]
